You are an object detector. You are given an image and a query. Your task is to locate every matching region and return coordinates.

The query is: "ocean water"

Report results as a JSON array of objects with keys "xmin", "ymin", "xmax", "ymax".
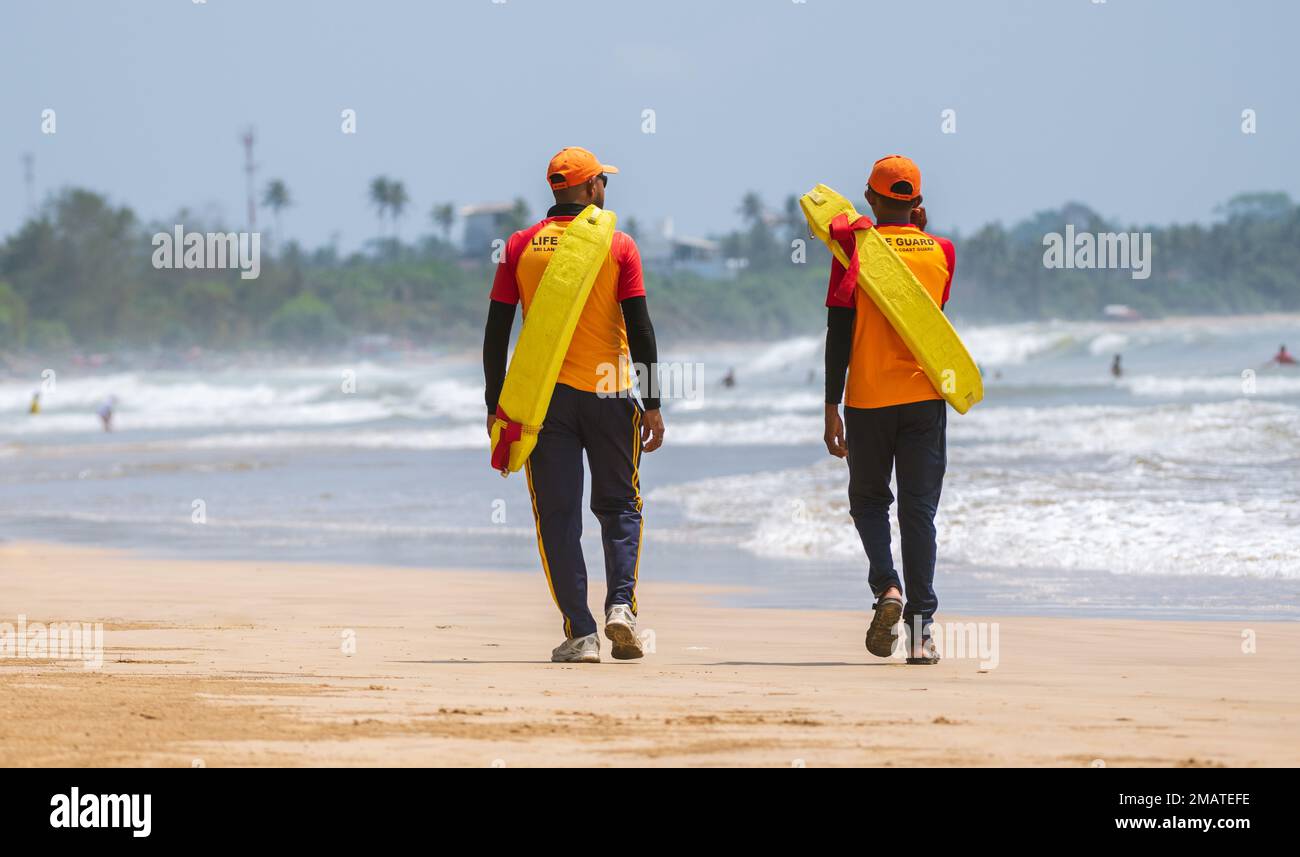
[{"xmin": 2, "ymin": 314, "xmax": 1298, "ymax": 620}]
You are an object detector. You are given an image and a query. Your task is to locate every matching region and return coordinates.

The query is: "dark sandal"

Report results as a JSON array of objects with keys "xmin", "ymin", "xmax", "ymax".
[
  {"xmin": 906, "ymin": 635, "xmax": 940, "ymax": 665},
  {"xmin": 865, "ymin": 596, "xmax": 903, "ymax": 658}
]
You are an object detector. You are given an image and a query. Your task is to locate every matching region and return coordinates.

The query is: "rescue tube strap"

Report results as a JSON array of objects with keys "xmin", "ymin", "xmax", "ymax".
[
  {"xmin": 828, "ymin": 213, "xmax": 875, "ymax": 305},
  {"xmin": 490, "ymin": 406, "xmax": 523, "ymax": 472}
]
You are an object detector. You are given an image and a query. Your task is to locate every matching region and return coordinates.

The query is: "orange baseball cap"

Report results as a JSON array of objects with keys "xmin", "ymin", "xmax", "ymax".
[
  {"xmin": 546, "ymin": 147, "xmax": 619, "ymax": 190},
  {"xmin": 868, "ymin": 154, "xmax": 922, "ymax": 201}
]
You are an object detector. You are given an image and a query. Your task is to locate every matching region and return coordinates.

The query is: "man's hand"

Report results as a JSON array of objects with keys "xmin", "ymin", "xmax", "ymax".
[
  {"xmin": 640, "ymin": 408, "xmax": 665, "ymax": 453},
  {"xmin": 824, "ymin": 404, "xmax": 847, "ymax": 458},
  {"xmin": 910, "ymin": 205, "xmax": 927, "ymax": 231},
  {"xmin": 486, "ymin": 412, "xmax": 497, "ymax": 437}
]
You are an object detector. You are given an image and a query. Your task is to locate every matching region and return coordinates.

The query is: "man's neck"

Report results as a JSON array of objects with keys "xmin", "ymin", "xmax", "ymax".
[
  {"xmin": 547, "ymin": 201, "xmax": 588, "ymax": 218},
  {"xmin": 869, "ymin": 207, "xmax": 913, "ymax": 226}
]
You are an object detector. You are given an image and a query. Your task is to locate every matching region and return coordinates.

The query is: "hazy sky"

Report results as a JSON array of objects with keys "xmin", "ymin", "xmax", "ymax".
[{"xmin": 3, "ymin": 0, "xmax": 1296, "ymax": 251}]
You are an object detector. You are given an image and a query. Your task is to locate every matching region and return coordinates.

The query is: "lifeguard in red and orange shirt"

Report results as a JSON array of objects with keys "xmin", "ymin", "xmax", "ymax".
[
  {"xmin": 822, "ymin": 154, "xmax": 957, "ymax": 665},
  {"xmin": 482, "ymin": 147, "xmax": 665, "ymax": 665}
]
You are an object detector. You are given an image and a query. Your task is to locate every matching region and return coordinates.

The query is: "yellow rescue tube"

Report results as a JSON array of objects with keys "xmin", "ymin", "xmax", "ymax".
[
  {"xmin": 490, "ymin": 204, "xmax": 617, "ymax": 474},
  {"xmin": 801, "ymin": 184, "xmax": 983, "ymax": 414}
]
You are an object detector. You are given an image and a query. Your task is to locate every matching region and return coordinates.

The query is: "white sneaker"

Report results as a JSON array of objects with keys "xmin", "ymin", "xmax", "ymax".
[
  {"xmin": 551, "ymin": 634, "xmax": 600, "ymax": 663},
  {"xmin": 604, "ymin": 604, "xmax": 644, "ymax": 660}
]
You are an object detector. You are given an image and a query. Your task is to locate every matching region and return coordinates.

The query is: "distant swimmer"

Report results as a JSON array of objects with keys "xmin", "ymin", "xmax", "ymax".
[
  {"xmin": 29, "ymin": 392, "xmax": 40, "ymax": 415},
  {"xmin": 1111, "ymin": 354, "xmax": 1123, "ymax": 379},
  {"xmin": 1274, "ymin": 344, "xmax": 1296, "ymax": 366},
  {"xmin": 722, "ymin": 367, "xmax": 737, "ymax": 388},
  {"xmin": 96, "ymin": 396, "xmax": 116, "ymax": 432}
]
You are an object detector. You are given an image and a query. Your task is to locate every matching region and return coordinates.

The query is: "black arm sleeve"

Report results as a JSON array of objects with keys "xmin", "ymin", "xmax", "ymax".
[
  {"xmin": 825, "ymin": 306, "xmax": 854, "ymax": 405},
  {"xmin": 620, "ymin": 295, "xmax": 660, "ymax": 411},
  {"xmin": 483, "ymin": 299, "xmax": 517, "ymax": 413}
]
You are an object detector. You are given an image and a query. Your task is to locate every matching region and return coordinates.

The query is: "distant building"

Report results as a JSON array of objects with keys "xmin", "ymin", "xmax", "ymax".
[
  {"xmin": 460, "ymin": 202, "xmax": 516, "ymax": 259},
  {"xmin": 638, "ymin": 217, "xmax": 734, "ymax": 279}
]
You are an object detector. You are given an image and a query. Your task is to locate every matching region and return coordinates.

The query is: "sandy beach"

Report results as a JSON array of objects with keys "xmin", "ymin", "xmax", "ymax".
[{"xmin": 0, "ymin": 541, "xmax": 1296, "ymax": 768}]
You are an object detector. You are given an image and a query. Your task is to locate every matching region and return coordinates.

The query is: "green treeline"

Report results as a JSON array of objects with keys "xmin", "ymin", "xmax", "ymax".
[{"xmin": 1, "ymin": 187, "xmax": 1297, "ymax": 353}]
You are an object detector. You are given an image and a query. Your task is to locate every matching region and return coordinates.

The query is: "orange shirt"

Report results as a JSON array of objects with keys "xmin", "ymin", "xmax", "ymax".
[
  {"xmin": 826, "ymin": 222, "xmax": 956, "ymax": 410},
  {"xmin": 491, "ymin": 213, "xmax": 645, "ymax": 393}
]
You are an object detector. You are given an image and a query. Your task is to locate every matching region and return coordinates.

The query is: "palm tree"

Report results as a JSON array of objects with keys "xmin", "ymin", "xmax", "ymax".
[
  {"xmin": 387, "ymin": 180, "xmax": 409, "ymax": 241},
  {"xmin": 738, "ymin": 191, "xmax": 765, "ymax": 228},
  {"xmin": 432, "ymin": 203, "xmax": 455, "ymax": 244},
  {"xmin": 783, "ymin": 194, "xmax": 802, "ymax": 239},
  {"xmin": 369, "ymin": 176, "xmax": 392, "ymax": 239},
  {"xmin": 737, "ymin": 191, "xmax": 771, "ymax": 265},
  {"xmin": 261, "ymin": 179, "xmax": 292, "ymax": 250}
]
